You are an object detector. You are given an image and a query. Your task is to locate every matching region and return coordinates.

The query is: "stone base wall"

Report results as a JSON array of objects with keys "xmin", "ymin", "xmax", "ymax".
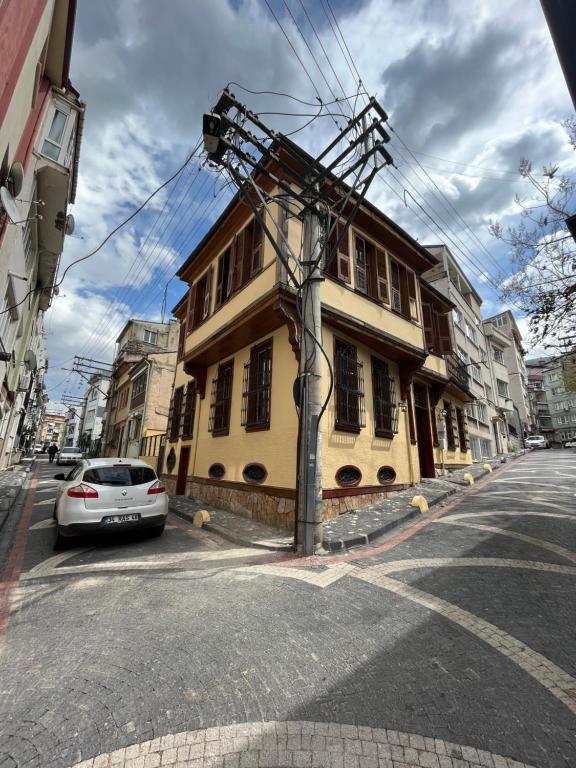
[
  {"xmin": 187, "ymin": 480, "xmax": 295, "ymax": 530},
  {"xmin": 322, "ymin": 484, "xmax": 411, "ymax": 520},
  {"xmin": 164, "ymin": 474, "xmax": 416, "ymax": 530}
]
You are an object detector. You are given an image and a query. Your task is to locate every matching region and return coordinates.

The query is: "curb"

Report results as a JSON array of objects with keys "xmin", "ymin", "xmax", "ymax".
[{"xmin": 0, "ymin": 458, "xmax": 36, "ymax": 535}]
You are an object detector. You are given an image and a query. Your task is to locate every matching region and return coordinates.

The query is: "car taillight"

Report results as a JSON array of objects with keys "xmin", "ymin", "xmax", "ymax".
[
  {"xmin": 147, "ymin": 480, "xmax": 165, "ymax": 495},
  {"xmin": 67, "ymin": 483, "xmax": 99, "ymax": 499}
]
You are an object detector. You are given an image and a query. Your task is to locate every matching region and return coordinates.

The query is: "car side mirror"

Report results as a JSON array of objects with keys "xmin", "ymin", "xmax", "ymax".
[{"xmin": 54, "ymin": 473, "xmax": 66, "ymax": 481}]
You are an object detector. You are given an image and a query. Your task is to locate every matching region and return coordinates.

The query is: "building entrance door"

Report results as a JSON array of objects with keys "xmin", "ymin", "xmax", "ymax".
[
  {"xmin": 413, "ymin": 384, "xmax": 436, "ymax": 478},
  {"xmin": 176, "ymin": 446, "xmax": 190, "ymax": 495}
]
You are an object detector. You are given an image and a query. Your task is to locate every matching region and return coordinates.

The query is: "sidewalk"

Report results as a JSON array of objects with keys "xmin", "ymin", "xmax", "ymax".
[
  {"xmin": 168, "ymin": 451, "xmax": 527, "ymax": 553},
  {"xmin": 0, "ymin": 457, "xmax": 35, "ymax": 532}
]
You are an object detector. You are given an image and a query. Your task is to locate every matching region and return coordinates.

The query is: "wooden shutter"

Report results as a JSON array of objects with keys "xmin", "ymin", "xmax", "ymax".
[
  {"xmin": 399, "ymin": 264, "xmax": 410, "ymax": 318},
  {"xmin": 233, "ymin": 231, "xmax": 244, "ymax": 291},
  {"xmin": 355, "ymin": 236, "xmax": 368, "ymax": 294},
  {"xmin": 242, "ymin": 221, "xmax": 253, "ymax": 285},
  {"xmin": 202, "ymin": 266, "xmax": 213, "ymax": 320},
  {"xmin": 215, "ymin": 254, "xmax": 225, "ymax": 308},
  {"xmin": 422, "ymin": 303, "xmax": 434, "ymax": 350},
  {"xmin": 187, "ymin": 285, "xmax": 196, "ymax": 332},
  {"xmin": 251, "ymin": 216, "xmax": 263, "ymax": 275},
  {"xmin": 437, "ymin": 312, "xmax": 453, "ymax": 354},
  {"xmin": 390, "ymin": 261, "xmax": 401, "ymax": 312},
  {"xmin": 407, "ymin": 271, "xmax": 418, "ymax": 320},
  {"xmin": 337, "ymin": 223, "xmax": 351, "ymax": 283},
  {"xmin": 375, "ymin": 249, "xmax": 388, "ymax": 302},
  {"xmin": 178, "ymin": 321, "xmax": 186, "ymax": 359}
]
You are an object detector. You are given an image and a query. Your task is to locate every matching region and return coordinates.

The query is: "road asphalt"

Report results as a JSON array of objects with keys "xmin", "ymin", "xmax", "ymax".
[{"xmin": 0, "ymin": 451, "xmax": 575, "ymax": 768}]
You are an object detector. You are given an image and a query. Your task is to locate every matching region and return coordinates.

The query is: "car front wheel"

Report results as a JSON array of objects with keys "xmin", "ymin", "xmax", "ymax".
[{"xmin": 149, "ymin": 524, "xmax": 165, "ymax": 538}]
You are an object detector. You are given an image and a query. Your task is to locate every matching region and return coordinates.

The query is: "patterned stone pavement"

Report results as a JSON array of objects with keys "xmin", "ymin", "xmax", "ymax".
[{"xmin": 0, "ymin": 453, "xmax": 575, "ymax": 768}]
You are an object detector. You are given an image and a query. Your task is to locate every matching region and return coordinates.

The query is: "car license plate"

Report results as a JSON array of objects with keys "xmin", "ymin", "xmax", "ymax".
[{"xmin": 102, "ymin": 514, "xmax": 140, "ymax": 525}]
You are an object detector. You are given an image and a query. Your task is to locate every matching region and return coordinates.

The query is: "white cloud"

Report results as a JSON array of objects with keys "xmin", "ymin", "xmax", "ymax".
[{"xmin": 44, "ymin": 0, "xmax": 574, "ymax": 398}]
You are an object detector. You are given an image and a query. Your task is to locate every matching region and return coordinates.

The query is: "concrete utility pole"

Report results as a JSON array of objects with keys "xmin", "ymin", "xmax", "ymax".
[
  {"xmin": 201, "ymin": 89, "xmax": 392, "ymax": 554},
  {"xmin": 297, "ymin": 183, "xmax": 324, "ymax": 554}
]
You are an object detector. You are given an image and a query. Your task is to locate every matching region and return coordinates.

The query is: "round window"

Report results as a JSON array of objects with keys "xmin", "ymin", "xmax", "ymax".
[
  {"xmin": 335, "ymin": 465, "xmax": 362, "ymax": 487},
  {"xmin": 208, "ymin": 463, "xmax": 225, "ymax": 479},
  {"xmin": 243, "ymin": 463, "xmax": 267, "ymax": 484},
  {"xmin": 377, "ymin": 466, "xmax": 396, "ymax": 485}
]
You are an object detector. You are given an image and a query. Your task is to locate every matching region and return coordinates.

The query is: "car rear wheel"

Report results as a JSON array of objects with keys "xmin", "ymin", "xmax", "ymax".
[
  {"xmin": 149, "ymin": 524, "xmax": 165, "ymax": 538},
  {"xmin": 54, "ymin": 525, "xmax": 68, "ymax": 550}
]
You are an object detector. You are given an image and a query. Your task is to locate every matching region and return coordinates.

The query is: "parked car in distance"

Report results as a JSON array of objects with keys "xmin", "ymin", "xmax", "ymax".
[
  {"xmin": 564, "ymin": 440, "xmax": 576, "ymax": 448},
  {"xmin": 525, "ymin": 435, "xmax": 549, "ymax": 449},
  {"xmin": 53, "ymin": 458, "xmax": 168, "ymax": 548},
  {"xmin": 33, "ymin": 443, "xmax": 43, "ymax": 453},
  {"xmin": 57, "ymin": 446, "xmax": 84, "ymax": 465}
]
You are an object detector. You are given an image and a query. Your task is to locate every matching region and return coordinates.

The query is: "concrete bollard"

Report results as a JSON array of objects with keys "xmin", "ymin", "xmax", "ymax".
[
  {"xmin": 483, "ymin": 463, "xmax": 493, "ymax": 473},
  {"xmin": 193, "ymin": 510, "xmax": 211, "ymax": 528},
  {"xmin": 463, "ymin": 472, "xmax": 474, "ymax": 485},
  {"xmin": 410, "ymin": 495, "xmax": 429, "ymax": 513}
]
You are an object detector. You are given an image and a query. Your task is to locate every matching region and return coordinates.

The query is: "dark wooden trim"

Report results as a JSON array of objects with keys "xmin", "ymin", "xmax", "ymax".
[
  {"xmin": 245, "ymin": 423, "xmax": 270, "ymax": 433},
  {"xmin": 334, "ymin": 422, "xmax": 362, "ymax": 434},
  {"xmin": 186, "ymin": 475, "xmax": 296, "ymax": 499},
  {"xmin": 435, "ymin": 462, "xmax": 468, "ymax": 469},
  {"xmin": 374, "ymin": 429, "xmax": 395, "ymax": 439},
  {"xmin": 323, "ymin": 483, "xmax": 411, "ymax": 499}
]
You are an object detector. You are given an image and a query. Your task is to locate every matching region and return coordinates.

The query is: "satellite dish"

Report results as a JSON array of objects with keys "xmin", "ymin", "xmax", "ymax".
[
  {"xmin": 53, "ymin": 285, "xmax": 60, "ymax": 296},
  {"xmin": 65, "ymin": 213, "xmax": 75, "ymax": 235},
  {"xmin": 0, "ymin": 186, "xmax": 20, "ymax": 224},
  {"xmin": 8, "ymin": 162, "xmax": 24, "ymax": 197}
]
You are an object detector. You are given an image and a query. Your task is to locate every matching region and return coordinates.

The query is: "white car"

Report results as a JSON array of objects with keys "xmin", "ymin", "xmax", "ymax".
[
  {"xmin": 53, "ymin": 458, "xmax": 168, "ymax": 548},
  {"xmin": 525, "ymin": 435, "xmax": 549, "ymax": 449},
  {"xmin": 564, "ymin": 440, "xmax": 576, "ymax": 449},
  {"xmin": 57, "ymin": 446, "xmax": 84, "ymax": 465}
]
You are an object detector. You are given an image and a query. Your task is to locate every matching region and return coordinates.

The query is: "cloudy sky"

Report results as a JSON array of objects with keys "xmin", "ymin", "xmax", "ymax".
[{"xmin": 45, "ymin": 0, "xmax": 575, "ymax": 403}]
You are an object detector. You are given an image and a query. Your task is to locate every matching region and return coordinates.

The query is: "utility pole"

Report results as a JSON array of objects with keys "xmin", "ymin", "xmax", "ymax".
[
  {"xmin": 201, "ymin": 88, "xmax": 392, "ymax": 554},
  {"xmin": 297, "ymin": 181, "xmax": 324, "ymax": 554}
]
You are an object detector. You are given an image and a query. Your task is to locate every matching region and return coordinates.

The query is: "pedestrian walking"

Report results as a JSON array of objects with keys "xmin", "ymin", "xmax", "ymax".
[{"xmin": 47, "ymin": 443, "xmax": 58, "ymax": 464}]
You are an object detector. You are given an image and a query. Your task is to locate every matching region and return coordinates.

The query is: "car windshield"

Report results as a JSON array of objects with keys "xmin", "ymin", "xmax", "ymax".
[
  {"xmin": 63, "ymin": 448, "xmax": 82, "ymax": 453},
  {"xmin": 82, "ymin": 466, "xmax": 157, "ymax": 486}
]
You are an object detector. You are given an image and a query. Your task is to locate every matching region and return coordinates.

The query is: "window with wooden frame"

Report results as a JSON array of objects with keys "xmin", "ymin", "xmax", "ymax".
[
  {"xmin": 181, "ymin": 381, "xmax": 196, "ymax": 439},
  {"xmin": 241, "ymin": 340, "xmax": 272, "ymax": 430},
  {"xmin": 215, "ymin": 244, "xmax": 234, "ymax": 308},
  {"xmin": 443, "ymin": 400, "xmax": 456, "ymax": 451},
  {"xmin": 334, "ymin": 339, "xmax": 365, "ymax": 431},
  {"xmin": 187, "ymin": 266, "xmax": 213, "ymax": 332},
  {"xmin": 324, "ymin": 216, "xmax": 351, "ymax": 283},
  {"xmin": 352, "ymin": 234, "xmax": 389, "ymax": 303},
  {"xmin": 390, "ymin": 259, "xmax": 418, "ymax": 321},
  {"xmin": 177, "ymin": 321, "xmax": 186, "ymax": 360},
  {"xmin": 371, "ymin": 357, "xmax": 398, "ymax": 437},
  {"xmin": 456, "ymin": 407, "xmax": 469, "ymax": 451},
  {"xmin": 422, "ymin": 304, "xmax": 453, "ymax": 355},
  {"xmin": 168, "ymin": 386, "xmax": 184, "ymax": 442},
  {"xmin": 209, "ymin": 361, "xmax": 234, "ymax": 436}
]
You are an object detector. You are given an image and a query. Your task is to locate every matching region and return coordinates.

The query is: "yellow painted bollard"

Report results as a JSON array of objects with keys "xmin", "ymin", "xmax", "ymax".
[
  {"xmin": 483, "ymin": 463, "xmax": 493, "ymax": 473},
  {"xmin": 410, "ymin": 495, "xmax": 429, "ymax": 513},
  {"xmin": 193, "ymin": 510, "xmax": 211, "ymax": 528},
  {"xmin": 463, "ymin": 472, "xmax": 474, "ymax": 485}
]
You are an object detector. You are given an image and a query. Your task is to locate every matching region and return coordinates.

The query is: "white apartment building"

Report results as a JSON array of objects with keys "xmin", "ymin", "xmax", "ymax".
[
  {"xmin": 424, "ymin": 246, "xmax": 513, "ymax": 461},
  {"xmin": 79, "ymin": 376, "xmax": 109, "ymax": 449}
]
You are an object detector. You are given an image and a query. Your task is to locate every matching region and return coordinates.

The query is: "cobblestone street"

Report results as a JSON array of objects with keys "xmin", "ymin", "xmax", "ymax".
[{"xmin": 1, "ymin": 452, "xmax": 575, "ymax": 768}]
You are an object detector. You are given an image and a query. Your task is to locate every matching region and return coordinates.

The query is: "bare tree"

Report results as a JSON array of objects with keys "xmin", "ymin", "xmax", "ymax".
[{"xmin": 489, "ymin": 119, "xmax": 576, "ymax": 350}]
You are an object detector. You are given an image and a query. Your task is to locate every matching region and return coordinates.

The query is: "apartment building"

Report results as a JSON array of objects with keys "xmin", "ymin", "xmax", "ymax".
[
  {"xmin": 39, "ymin": 406, "xmax": 66, "ymax": 447},
  {"xmin": 526, "ymin": 357, "xmax": 554, "ymax": 441},
  {"xmin": 484, "ymin": 311, "xmax": 532, "ymax": 439},
  {"xmin": 63, "ymin": 406, "xmax": 80, "ymax": 447},
  {"xmin": 541, "ymin": 356, "xmax": 576, "ymax": 446},
  {"xmin": 78, "ymin": 375, "xmax": 109, "ymax": 452},
  {"xmin": 103, "ymin": 319, "xmax": 178, "ymax": 458},
  {"xmin": 423, "ymin": 247, "xmax": 513, "ymax": 460},
  {"xmin": 0, "ymin": 0, "xmax": 83, "ymax": 467},
  {"xmin": 164, "ymin": 139, "xmax": 472, "ymax": 532}
]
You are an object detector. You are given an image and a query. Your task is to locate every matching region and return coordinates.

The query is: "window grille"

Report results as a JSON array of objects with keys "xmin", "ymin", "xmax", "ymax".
[
  {"xmin": 209, "ymin": 361, "xmax": 233, "ymax": 436},
  {"xmin": 372, "ymin": 358, "xmax": 398, "ymax": 436},
  {"xmin": 182, "ymin": 382, "xmax": 196, "ymax": 439},
  {"xmin": 334, "ymin": 340, "xmax": 365, "ymax": 430},
  {"xmin": 168, "ymin": 386, "xmax": 183, "ymax": 442},
  {"xmin": 241, "ymin": 341, "xmax": 272, "ymax": 429}
]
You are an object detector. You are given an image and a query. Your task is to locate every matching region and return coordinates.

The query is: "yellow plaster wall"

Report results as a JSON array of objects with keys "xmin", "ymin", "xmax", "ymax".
[
  {"xmin": 320, "ymin": 326, "xmax": 420, "ymax": 489},
  {"xmin": 321, "ymin": 279, "xmax": 424, "ymax": 350},
  {"xmin": 182, "ymin": 260, "xmax": 276, "ymax": 356},
  {"xmin": 172, "ymin": 325, "xmax": 299, "ymax": 488},
  {"xmin": 422, "ymin": 353, "xmax": 447, "ymax": 378}
]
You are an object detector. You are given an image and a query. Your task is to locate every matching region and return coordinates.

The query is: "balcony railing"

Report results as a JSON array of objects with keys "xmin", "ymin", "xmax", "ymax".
[{"xmin": 446, "ymin": 354, "xmax": 471, "ymax": 393}]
